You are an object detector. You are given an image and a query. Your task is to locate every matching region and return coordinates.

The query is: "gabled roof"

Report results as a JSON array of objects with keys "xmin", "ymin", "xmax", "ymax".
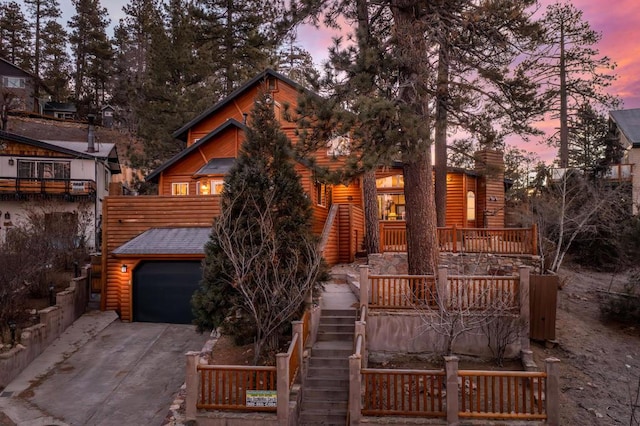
[
  {"xmin": 610, "ymin": 108, "xmax": 640, "ymax": 147},
  {"xmin": 0, "ymin": 57, "xmax": 35, "ymax": 78},
  {"xmin": 0, "ymin": 130, "xmax": 121, "ymax": 173},
  {"xmin": 146, "ymin": 119, "xmax": 246, "ymax": 183},
  {"xmin": 172, "ymin": 69, "xmax": 306, "ymax": 142},
  {"xmin": 113, "ymin": 227, "xmax": 210, "ymax": 255}
]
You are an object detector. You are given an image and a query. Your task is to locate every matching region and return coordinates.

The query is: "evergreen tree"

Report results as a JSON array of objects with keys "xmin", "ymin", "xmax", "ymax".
[
  {"xmin": 192, "ymin": 90, "xmax": 325, "ymax": 363},
  {"xmin": 68, "ymin": 0, "xmax": 113, "ymax": 114},
  {"xmin": 190, "ymin": 0, "xmax": 287, "ymax": 95},
  {"xmin": 567, "ymin": 104, "xmax": 609, "ymax": 171},
  {"xmin": 0, "ymin": 1, "xmax": 32, "ymax": 68},
  {"xmin": 521, "ymin": 2, "xmax": 619, "ymax": 168},
  {"xmin": 24, "ymin": 0, "xmax": 62, "ymax": 96},
  {"xmin": 40, "ymin": 20, "xmax": 70, "ymax": 100}
]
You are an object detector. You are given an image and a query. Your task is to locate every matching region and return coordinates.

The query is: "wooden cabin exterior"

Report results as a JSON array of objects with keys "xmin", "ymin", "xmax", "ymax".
[{"xmin": 101, "ymin": 69, "xmax": 507, "ymax": 323}]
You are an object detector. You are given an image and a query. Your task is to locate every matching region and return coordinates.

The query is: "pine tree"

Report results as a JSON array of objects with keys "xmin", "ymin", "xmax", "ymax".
[
  {"xmin": 40, "ymin": 20, "xmax": 70, "ymax": 100},
  {"xmin": 68, "ymin": 0, "xmax": 113, "ymax": 113},
  {"xmin": 24, "ymin": 0, "xmax": 62, "ymax": 97},
  {"xmin": 192, "ymin": 90, "xmax": 325, "ymax": 363},
  {"xmin": 0, "ymin": 1, "xmax": 32, "ymax": 68},
  {"xmin": 521, "ymin": 2, "xmax": 619, "ymax": 168}
]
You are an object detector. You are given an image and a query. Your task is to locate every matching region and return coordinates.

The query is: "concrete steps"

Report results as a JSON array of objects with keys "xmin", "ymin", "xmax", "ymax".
[{"xmin": 299, "ymin": 307, "xmax": 355, "ymax": 426}]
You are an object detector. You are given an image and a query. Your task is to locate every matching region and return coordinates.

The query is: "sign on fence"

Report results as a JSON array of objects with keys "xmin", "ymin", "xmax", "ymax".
[{"xmin": 246, "ymin": 390, "xmax": 277, "ymax": 408}]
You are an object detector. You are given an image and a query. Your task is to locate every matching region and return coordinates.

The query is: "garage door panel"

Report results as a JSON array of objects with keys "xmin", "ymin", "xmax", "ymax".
[{"xmin": 133, "ymin": 261, "xmax": 202, "ymax": 324}]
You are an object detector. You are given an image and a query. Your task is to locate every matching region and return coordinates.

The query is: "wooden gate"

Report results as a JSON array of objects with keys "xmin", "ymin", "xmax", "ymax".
[{"xmin": 530, "ymin": 275, "xmax": 558, "ymax": 341}]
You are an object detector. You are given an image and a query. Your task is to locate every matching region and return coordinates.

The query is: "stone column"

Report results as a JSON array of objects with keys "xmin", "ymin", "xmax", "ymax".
[
  {"xmin": 277, "ymin": 353, "xmax": 290, "ymax": 425},
  {"xmin": 445, "ymin": 356, "xmax": 459, "ymax": 425},
  {"xmin": 185, "ymin": 352, "xmax": 199, "ymax": 421},
  {"xmin": 519, "ymin": 265, "xmax": 531, "ymax": 351},
  {"xmin": 359, "ymin": 265, "xmax": 369, "ymax": 308},
  {"xmin": 349, "ymin": 354, "xmax": 362, "ymax": 425},
  {"xmin": 545, "ymin": 357, "xmax": 561, "ymax": 426}
]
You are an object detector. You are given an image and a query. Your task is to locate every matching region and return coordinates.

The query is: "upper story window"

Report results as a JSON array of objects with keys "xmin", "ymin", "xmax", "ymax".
[
  {"xmin": 2, "ymin": 76, "xmax": 26, "ymax": 89},
  {"xmin": 172, "ymin": 182, "xmax": 189, "ymax": 196},
  {"xmin": 327, "ymin": 135, "xmax": 351, "ymax": 157},
  {"xmin": 467, "ymin": 191, "xmax": 476, "ymax": 221},
  {"xmin": 376, "ymin": 175, "xmax": 404, "ymax": 189},
  {"xmin": 17, "ymin": 160, "xmax": 70, "ymax": 180}
]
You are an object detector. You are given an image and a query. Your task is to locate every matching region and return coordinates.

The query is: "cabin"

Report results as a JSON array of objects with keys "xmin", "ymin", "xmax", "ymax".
[
  {"xmin": 0, "ymin": 123, "xmax": 121, "ymax": 249},
  {"xmin": 101, "ymin": 69, "xmax": 508, "ymax": 323},
  {"xmin": 43, "ymin": 102, "xmax": 77, "ymax": 120},
  {"xmin": 609, "ymin": 108, "xmax": 640, "ymax": 213},
  {"xmin": 0, "ymin": 57, "xmax": 38, "ymax": 113}
]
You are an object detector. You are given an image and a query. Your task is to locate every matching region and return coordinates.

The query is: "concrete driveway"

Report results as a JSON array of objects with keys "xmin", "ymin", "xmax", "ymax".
[{"xmin": 4, "ymin": 318, "xmax": 208, "ymax": 426}]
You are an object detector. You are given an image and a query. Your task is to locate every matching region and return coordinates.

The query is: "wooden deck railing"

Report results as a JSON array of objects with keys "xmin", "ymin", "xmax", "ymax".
[
  {"xmin": 301, "ymin": 310, "xmax": 311, "ymax": 348},
  {"xmin": 361, "ymin": 369, "xmax": 447, "ymax": 417},
  {"xmin": 369, "ymin": 275, "xmax": 437, "ymax": 308},
  {"xmin": 380, "ymin": 222, "xmax": 538, "ymax": 255},
  {"xmin": 367, "ymin": 274, "xmax": 519, "ymax": 311},
  {"xmin": 448, "ymin": 275, "xmax": 519, "ymax": 311},
  {"xmin": 0, "ymin": 177, "xmax": 96, "ymax": 196},
  {"xmin": 458, "ymin": 370, "xmax": 547, "ymax": 420},
  {"xmin": 287, "ymin": 333, "xmax": 300, "ymax": 387},
  {"xmin": 196, "ymin": 365, "xmax": 277, "ymax": 412}
]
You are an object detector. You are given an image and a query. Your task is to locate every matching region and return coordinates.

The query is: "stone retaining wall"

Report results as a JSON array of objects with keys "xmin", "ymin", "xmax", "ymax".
[{"xmin": 0, "ymin": 266, "xmax": 90, "ymax": 388}]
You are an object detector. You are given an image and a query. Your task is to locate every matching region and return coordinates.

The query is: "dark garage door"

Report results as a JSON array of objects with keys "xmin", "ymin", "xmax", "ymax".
[{"xmin": 133, "ymin": 260, "xmax": 202, "ymax": 324}]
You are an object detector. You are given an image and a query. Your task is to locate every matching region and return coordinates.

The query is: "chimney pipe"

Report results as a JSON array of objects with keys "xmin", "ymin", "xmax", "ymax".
[{"xmin": 87, "ymin": 114, "xmax": 96, "ymax": 153}]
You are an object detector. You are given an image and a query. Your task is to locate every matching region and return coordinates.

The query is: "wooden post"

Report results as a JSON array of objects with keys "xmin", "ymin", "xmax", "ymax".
[
  {"xmin": 437, "ymin": 265, "xmax": 449, "ymax": 311},
  {"xmin": 276, "ymin": 353, "xmax": 289, "ymax": 425},
  {"xmin": 531, "ymin": 223, "xmax": 538, "ymax": 255},
  {"xmin": 292, "ymin": 321, "xmax": 304, "ymax": 384},
  {"xmin": 349, "ymin": 354, "xmax": 362, "ymax": 425},
  {"xmin": 379, "ymin": 222, "xmax": 385, "ymax": 252},
  {"xmin": 359, "ymin": 265, "xmax": 369, "ymax": 309},
  {"xmin": 445, "ymin": 356, "xmax": 459, "ymax": 425},
  {"xmin": 545, "ymin": 357, "xmax": 561, "ymax": 426},
  {"xmin": 452, "ymin": 224, "xmax": 458, "ymax": 253},
  {"xmin": 185, "ymin": 352, "xmax": 199, "ymax": 421},
  {"xmin": 519, "ymin": 266, "xmax": 531, "ymax": 351}
]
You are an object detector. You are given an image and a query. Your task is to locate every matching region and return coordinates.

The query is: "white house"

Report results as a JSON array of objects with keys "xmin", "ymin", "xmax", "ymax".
[
  {"xmin": 609, "ymin": 108, "xmax": 640, "ymax": 214},
  {"xmin": 0, "ymin": 125, "xmax": 120, "ymax": 249}
]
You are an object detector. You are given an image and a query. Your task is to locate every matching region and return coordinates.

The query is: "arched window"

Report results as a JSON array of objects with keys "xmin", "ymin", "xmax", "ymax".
[{"xmin": 467, "ymin": 191, "xmax": 476, "ymax": 221}]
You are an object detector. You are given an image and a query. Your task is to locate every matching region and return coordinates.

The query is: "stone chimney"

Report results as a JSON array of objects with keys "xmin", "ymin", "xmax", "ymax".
[
  {"xmin": 474, "ymin": 149, "xmax": 505, "ymax": 228},
  {"xmin": 87, "ymin": 114, "xmax": 96, "ymax": 153}
]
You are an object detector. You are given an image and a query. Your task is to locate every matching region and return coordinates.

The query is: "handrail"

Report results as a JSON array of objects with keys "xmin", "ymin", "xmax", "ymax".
[{"xmin": 287, "ymin": 333, "xmax": 300, "ymax": 386}]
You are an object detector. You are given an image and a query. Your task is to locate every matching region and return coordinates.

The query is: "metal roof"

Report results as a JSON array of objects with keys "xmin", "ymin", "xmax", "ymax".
[
  {"xmin": 194, "ymin": 157, "xmax": 236, "ymax": 176},
  {"xmin": 610, "ymin": 108, "xmax": 640, "ymax": 147},
  {"xmin": 113, "ymin": 227, "xmax": 211, "ymax": 255}
]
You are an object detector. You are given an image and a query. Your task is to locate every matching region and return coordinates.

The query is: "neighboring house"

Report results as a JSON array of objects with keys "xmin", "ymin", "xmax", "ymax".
[
  {"xmin": 0, "ymin": 57, "xmax": 38, "ymax": 113},
  {"xmin": 101, "ymin": 105, "xmax": 116, "ymax": 128},
  {"xmin": 101, "ymin": 69, "xmax": 507, "ymax": 323},
  {"xmin": 0, "ymin": 126, "xmax": 121, "ymax": 249},
  {"xmin": 609, "ymin": 108, "xmax": 640, "ymax": 213},
  {"xmin": 43, "ymin": 102, "xmax": 77, "ymax": 120}
]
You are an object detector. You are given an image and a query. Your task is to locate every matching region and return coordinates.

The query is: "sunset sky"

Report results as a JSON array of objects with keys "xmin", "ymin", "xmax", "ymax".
[{"xmin": 58, "ymin": 0, "xmax": 640, "ymax": 162}]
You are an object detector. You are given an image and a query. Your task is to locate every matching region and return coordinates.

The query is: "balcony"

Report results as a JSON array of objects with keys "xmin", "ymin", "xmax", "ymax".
[{"xmin": 0, "ymin": 177, "xmax": 96, "ymax": 200}]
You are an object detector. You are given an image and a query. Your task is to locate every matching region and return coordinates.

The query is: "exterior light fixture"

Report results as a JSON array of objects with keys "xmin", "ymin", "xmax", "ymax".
[
  {"xmin": 121, "ymin": 264, "xmax": 127, "ymax": 273},
  {"xmin": 8, "ymin": 158, "xmax": 14, "ymax": 165}
]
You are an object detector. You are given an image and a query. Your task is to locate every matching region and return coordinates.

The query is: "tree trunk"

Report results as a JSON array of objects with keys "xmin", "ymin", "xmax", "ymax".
[
  {"xmin": 559, "ymin": 20, "xmax": 569, "ymax": 168},
  {"xmin": 363, "ymin": 170, "xmax": 380, "ymax": 253},
  {"xmin": 404, "ymin": 148, "xmax": 439, "ymax": 275},
  {"xmin": 435, "ymin": 42, "xmax": 449, "ymax": 227}
]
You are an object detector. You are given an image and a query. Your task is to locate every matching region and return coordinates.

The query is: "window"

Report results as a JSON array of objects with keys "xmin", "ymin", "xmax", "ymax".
[
  {"xmin": 467, "ymin": 191, "xmax": 476, "ymax": 221},
  {"xmin": 315, "ymin": 182, "xmax": 327, "ymax": 207},
  {"xmin": 327, "ymin": 135, "xmax": 351, "ymax": 157},
  {"xmin": 376, "ymin": 175, "xmax": 404, "ymax": 189},
  {"xmin": 2, "ymin": 76, "xmax": 26, "ymax": 89},
  {"xmin": 377, "ymin": 193, "xmax": 405, "ymax": 220},
  {"xmin": 196, "ymin": 180, "xmax": 224, "ymax": 195},
  {"xmin": 17, "ymin": 160, "xmax": 70, "ymax": 179},
  {"xmin": 172, "ymin": 182, "xmax": 189, "ymax": 195}
]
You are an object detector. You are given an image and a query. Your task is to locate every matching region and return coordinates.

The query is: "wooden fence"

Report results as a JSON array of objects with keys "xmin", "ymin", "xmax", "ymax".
[
  {"xmin": 367, "ymin": 273, "xmax": 519, "ymax": 311},
  {"xmin": 361, "ymin": 368, "xmax": 446, "ymax": 417},
  {"xmin": 380, "ymin": 222, "xmax": 538, "ymax": 255},
  {"xmin": 458, "ymin": 370, "xmax": 547, "ymax": 420},
  {"xmin": 195, "ymin": 365, "xmax": 277, "ymax": 412}
]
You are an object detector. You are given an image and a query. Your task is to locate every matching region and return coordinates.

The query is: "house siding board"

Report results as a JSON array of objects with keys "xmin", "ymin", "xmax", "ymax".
[
  {"xmin": 103, "ymin": 195, "xmax": 219, "ymax": 321},
  {"xmin": 445, "ymin": 173, "xmax": 465, "ymax": 227}
]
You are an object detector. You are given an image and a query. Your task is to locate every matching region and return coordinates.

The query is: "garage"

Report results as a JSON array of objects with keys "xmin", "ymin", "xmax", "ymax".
[{"xmin": 132, "ymin": 260, "xmax": 202, "ymax": 324}]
